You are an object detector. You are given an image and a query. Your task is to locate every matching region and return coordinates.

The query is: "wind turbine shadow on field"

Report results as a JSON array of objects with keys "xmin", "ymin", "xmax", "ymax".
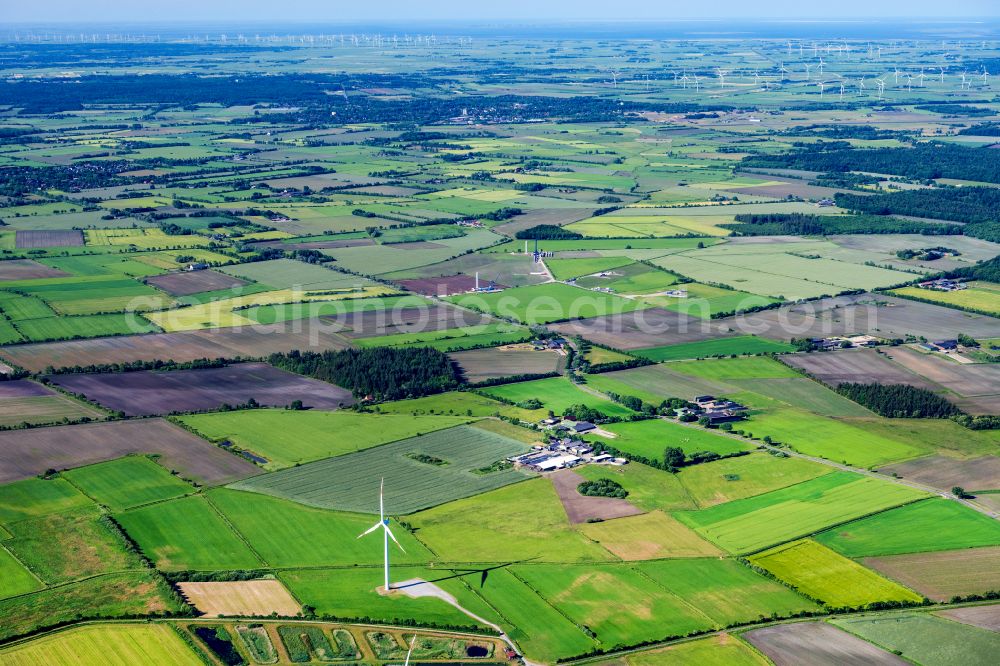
[{"xmin": 394, "ymin": 559, "xmax": 539, "ymax": 589}]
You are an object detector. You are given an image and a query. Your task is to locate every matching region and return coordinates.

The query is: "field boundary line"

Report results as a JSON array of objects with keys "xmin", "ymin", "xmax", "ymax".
[
  {"xmin": 629, "ymin": 564, "xmax": 720, "ymax": 627},
  {"xmin": 200, "ymin": 492, "xmax": 269, "ymax": 568},
  {"xmin": 0, "ymin": 541, "xmax": 46, "ymax": 587},
  {"xmin": 506, "ymin": 568, "xmax": 601, "ymax": 651}
]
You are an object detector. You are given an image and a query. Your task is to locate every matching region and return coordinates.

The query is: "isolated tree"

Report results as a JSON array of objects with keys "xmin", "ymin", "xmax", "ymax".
[{"xmin": 663, "ymin": 446, "xmax": 686, "ymax": 472}]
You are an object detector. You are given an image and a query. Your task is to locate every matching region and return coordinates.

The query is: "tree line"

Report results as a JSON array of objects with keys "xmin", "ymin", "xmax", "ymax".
[
  {"xmin": 836, "ymin": 187, "xmax": 1000, "ymax": 243},
  {"xmin": 267, "ymin": 347, "xmax": 461, "ymax": 401},
  {"xmin": 743, "ymin": 143, "xmax": 1000, "ymax": 184},
  {"xmin": 722, "ymin": 213, "xmax": 961, "ymax": 237},
  {"xmin": 835, "ymin": 382, "xmax": 960, "ymax": 418}
]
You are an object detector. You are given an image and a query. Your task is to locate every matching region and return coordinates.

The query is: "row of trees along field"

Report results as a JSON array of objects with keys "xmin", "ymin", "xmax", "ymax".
[
  {"xmin": 267, "ymin": 347, "xmax": 461, "ymax": 401},
  {"xmin": 835, "ymin": 382, "xmax": 961, "ymax": 418},
  {"xmin": 742, "ymin": 142, "xmax": 1000, "ymax": 184},
  {"xmin": 835, "ymin": 188, "xmax": 1000, "ymax": 242},
  {"xmin": 721, "ymin": 213, "xmax": 961, "ymax": 236}
]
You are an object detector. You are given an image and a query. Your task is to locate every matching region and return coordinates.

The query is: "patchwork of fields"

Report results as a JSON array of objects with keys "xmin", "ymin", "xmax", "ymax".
[{"xmin": 2, "ymin": 29, "xmax": 1000, "ymax": 666}]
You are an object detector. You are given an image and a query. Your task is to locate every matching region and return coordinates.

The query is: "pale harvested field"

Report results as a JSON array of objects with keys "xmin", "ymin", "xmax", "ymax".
[
  {"xmin": 744, "ymin": 622, "xmax": 907, "ymax": 666},
  {"xmin": 938, "ymin": 604, "xmax": 1000, "ymax": 631},
  {"xmin": 0, "ymin": 323, "xmax": 353, "ymax": 372},
  {"xmin": 550, "ymin": 308, "xmax": 728, "ymax": 350},
  {"xmin": 882, "ymin": 455, "xmax": 1000, "ymax": 493},
  {"xmin": 550, "ymin": 468, "xmax": 642, "ymax": 524},
  {"xmin": 579, "ymin": 510, "xmax": 721, "ymax": 560},
  {"xmin": 862, "ymin": 547, "xmax": 1000, "ymax": 602},
  {"xmin": 178, "ymin": 580, "xmax": 301, "ymax": 617}
]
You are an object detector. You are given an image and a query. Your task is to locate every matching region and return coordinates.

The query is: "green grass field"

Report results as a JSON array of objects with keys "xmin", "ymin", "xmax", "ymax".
[
  {"xmin": 116, "ymin": 495, "xmax": 263, "ymax": 571},
  {"xmin": 670, "ymin": 356, "xmax": 800, "ymax": 380},
  {"xmin": 0, "ymin": 478, "xmax": 93, "ymax": 525},
  {"xmin": 744, "ymin": 407, "xmax": 924, "ymax": 468},
  {"xmin": 727, "ymin": 378, "xmax": 875, "ymax": 418},
  {"xmin": 0, "ymin": 547, "xmax": 42, "ymax": 600},
  {"xmin": 892, "ymin": 282, "xmax": 1000, "ymax": 316},
  {"xmin": 634, "ymin": 336, "xmax": 796, "ymax": 362},
  {"xmin": 573, "ymin": 262, "xmax": 681, "ymax": 295},
  {"xmin": 574, "ymin": 462, "xmax": 696, "ymax": 512},
  {"xmin": 3, "ymin": 507, "xmax": 142, "ymax": 585},
  {"xmin": 447, "ymin": 282, "xmax": 652, "ymax": 325},
  {"xmin": 589, "ymin": 419, "xmax": 752, "ymax": 460},
  {"xmin": 280, "ymin": 566, "xmax": 491, "ymax": 628},
  {"xmin": 371, "ymin": 391, "xmax": 546, "ymax": 422},
  {"xmin": 0, "ymin": 571, "xmax": 185, "ymax": 643},
  {"xmin": 636, "ymin": 558, "xmax": 819, "ymax": 625},
  {"xmin": 545, "ymin": 257, "xmax": 634, "ymax": 281},
  {"xmin": 63, "ymin": 456, "xmax": 193, "ymax": 511},
  {"xmin": 830, "ymin": 613, "xmax": 1000, "ymax": 665},
  {"xmin": 513, "ymin": 563, "xmax": 714, "ymax": 648},
  {"xmin": 815, "ymin": 499, "xmax": 1000, "ymax": 557},
  {"xmin": 750, "ymin": 539, "xmax": 923, "ymax": 608},
  {"xmin": 177, "ymin": 410, "xmax": 472, "ymax": 469},
  {"xmin": 625, "ymin": 634, "xmax": 769, "ymax": 666},
  {"xmin": 230, "ymin": 425, "xmax": 531, "ymax": 514},
  {"xmin": 480, "ymin": 376, "xmax": 634, "ymax": 418},
  {"xmin": 675, "ymin": 472, "xmax": 928, "ymax": 554},
  {"xmin": 580, "ymin": 510, "xmax": 721, "ymax": 559},
  {"xmin": 0, "ymin": 623, "xmax": 203, "ymax": 666},
  {"xmin": 207, "ymin": 488, "xmax": 430, "ymax": 567},
  {"xmin": 470, "ymin": 568, "xmax": 596, "ymax": 663},
  {"xmin": 409, "ymin": 478, "xmax": 612, "ymax": 562},
  {"xmin": 676, "ymin": 452, "xmax": 831, "ymax": 508}
]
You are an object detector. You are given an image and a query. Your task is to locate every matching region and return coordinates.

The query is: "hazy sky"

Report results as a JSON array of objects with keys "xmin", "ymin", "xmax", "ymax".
[{"xmin": 2, "ymin": 0, "xmax": 997, "ymax": 23}]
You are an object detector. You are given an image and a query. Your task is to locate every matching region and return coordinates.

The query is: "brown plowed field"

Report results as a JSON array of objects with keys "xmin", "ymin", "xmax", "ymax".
[
  {"xmin": 0, "ymin": 379, "xmax": 53, "ymax": 398},
  {"xmin": 0, "ymin": 259, "xmax": 70, "ymax": 281},
  {"xmin": 862, "ymin": 547, "xmax": 1000, "ymax": 602},
  {"xmin": 398, "ymin": 275, "xmax": 508, "ymax": 297},
  {"xmin": 0, "ymin": 418, "xmax": 259, "ymax": 485},
  {"xmin": 882, "ymin": 455, "xmax": 1000, "ymax": 493},
  {"xmin": 549, "ymin": 468, "xmax": 642, "ymax": 524},
  {"xmin": 14, "ymin": 230, "xmax": 84, "ymax": 249},
  {"xmin": 730, "ymin": 293, "xmax": 1000, "ymax": 342},
  {"xmin": 46, "ymin": 362, "xmax": 354, "ymax": 416},
  {"xmin": 0, "ymin": 323, "xmax": 353, "ymax": 372},
  {"xmin": 145, "ymin": 270, "xmax": 250, "ymax": 296},
  {"xmin": 337, "ymin": 304, "xmax": 490, "ymax": 338},
  {"xmin": 886, "ymin": 346, "xmax": 1000, "ymax": 414},
  {"xmin": 178, "ymin": 580, "xmax": 301, "ymax": 617},
  {"xmin": 781, "ymin": 348, "xmax": 939, "ymax": 390},
  {"xmin": 450, "ymin": 348, "xmax": 563, "ymax": 383},
  {"xmin": 550, "ymin": 308, "xmax": 727, "ymax": 350},
  {"xmin": 938, "ymin": 604, "xmax": 1000, "ymax": 631},
  {"xmin": 744, "ymin": 622, "xmax": 907, "ymax": 666}
]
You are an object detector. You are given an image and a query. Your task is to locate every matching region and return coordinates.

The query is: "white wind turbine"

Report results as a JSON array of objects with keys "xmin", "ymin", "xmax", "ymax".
[
  {"xmin": 357, "ymin": 478, "xmax": 405, "ymax": 592},
  {"xmin": 402, "ymin": 635, "xmax": 416, "ymax": 666},
  {"xmin": 804, "ymin": 63, "xmax": 813, "ymax": 80}
]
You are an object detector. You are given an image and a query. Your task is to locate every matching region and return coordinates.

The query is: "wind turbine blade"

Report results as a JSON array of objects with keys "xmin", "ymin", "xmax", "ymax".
[
  {"xmin": 358, "ymin": 522, "xmax": 382, "ymax": 538},
  {"xmin": 384, "ymin": 524, "xmax": 406, "ymax": 552},
  {"xmin": 404, "ymin": 635, "xmax": 416, "ymax": 666},
  {"xmin": 379, "ymin": 477, "xmax": 385, "ymax": 520}
]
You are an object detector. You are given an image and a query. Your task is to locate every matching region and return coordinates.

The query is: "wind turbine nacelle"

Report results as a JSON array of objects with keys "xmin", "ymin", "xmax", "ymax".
[{"xmin": 383, "ymin": 518, "xmax": 390, "ymax": 526}]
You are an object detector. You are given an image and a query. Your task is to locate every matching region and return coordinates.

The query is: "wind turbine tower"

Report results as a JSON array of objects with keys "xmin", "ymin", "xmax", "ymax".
[{"xmin": 358, "ymin": 478, "xmax": 405, "ymax": 592}]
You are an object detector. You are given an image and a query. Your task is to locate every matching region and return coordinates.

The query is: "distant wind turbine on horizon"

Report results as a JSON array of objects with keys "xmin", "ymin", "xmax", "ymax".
[{"xmin": 358, "ymin": 478, "xmax": 405, "ymax": 592}]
